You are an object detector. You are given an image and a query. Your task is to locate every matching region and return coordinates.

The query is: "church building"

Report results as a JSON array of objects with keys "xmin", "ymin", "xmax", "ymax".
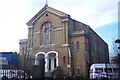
[{"xmin": 19, "ymin": 4, "xmax": 109, "ymax": 78}]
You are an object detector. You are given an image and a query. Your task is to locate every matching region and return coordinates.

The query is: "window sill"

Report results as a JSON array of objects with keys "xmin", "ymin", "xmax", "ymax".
[{"xmin": 39, "ymin": 44, "xmax": 55, "ymax": 48}]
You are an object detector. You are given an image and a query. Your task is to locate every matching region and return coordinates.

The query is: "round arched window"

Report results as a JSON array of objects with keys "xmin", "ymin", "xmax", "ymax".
[{"xmin": 40, "ymin": 21, "xmax": 54, "ymax": 45}]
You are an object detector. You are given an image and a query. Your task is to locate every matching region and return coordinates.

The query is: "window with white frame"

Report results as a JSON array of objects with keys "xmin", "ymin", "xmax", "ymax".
[{"xmin": 40, "ymin": 21, "xmax": 54, "ymax": 45}]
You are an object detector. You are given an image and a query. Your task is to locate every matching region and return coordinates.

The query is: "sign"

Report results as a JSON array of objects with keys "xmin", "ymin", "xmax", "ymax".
[{"xmin": 0, "ymin": 57, "xmax": 8, "ymax": 65}]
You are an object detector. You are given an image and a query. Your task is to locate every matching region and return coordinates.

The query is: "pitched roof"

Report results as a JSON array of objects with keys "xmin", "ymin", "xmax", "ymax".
[{"xmin": 27, "ymin": 4, "xmax": 70, "ymax": 26}]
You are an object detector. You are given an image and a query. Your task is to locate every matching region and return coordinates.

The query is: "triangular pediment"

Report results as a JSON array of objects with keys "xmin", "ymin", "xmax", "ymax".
[{"xmin": 27, "ymin": 4, "xmax": 70, "ymax": 26}]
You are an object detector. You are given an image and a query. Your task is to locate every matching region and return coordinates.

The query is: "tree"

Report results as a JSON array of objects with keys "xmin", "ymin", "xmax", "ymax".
[
  {"xmin": 111, "ymin": 41, "xmax": 120, "ymax": 79},
  {"xmin": 31, "ymin": 58, "xmax": 45, "ymax": 79},
  {"xmin": 110, "ymin": 42, "xmax": 119, "ymax": 63},
  {"xmin": 112, "ymin": 54, "xmax": 120, "ymax": 64}
]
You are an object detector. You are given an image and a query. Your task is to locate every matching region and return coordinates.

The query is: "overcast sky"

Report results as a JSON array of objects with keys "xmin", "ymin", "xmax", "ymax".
[{"xmin": 0, "ymin": 0, "xmax": 119, "ymax": 53}]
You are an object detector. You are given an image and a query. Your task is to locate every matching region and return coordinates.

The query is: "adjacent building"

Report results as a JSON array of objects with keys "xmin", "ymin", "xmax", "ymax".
[
  {"xmin": 0, "ymin": 52, "xmax": 18, "ymax": 69},
  {"xmin": 19, "ymin": 39, "xmax": 28, "ymax": 70},
  {"xmin": 19, "ymin": 4, "xmax": 109, "ymax": 78}
]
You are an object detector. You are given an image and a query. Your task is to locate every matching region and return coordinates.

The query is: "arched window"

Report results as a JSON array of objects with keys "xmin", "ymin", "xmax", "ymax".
[
  {"xmin": 70, "ymin": 42, "xmax": 74, "ymax": 52},
  {"xmin": 78, "ymin": 68, "xmax": 80, "ymax": 75},
  {"xmin": 40, "ymin": 21, "xmax": 54, "ymax": 45},
  {"xmin": 76, "ymin": 41, "xmax": 80, "ymax": 52},
  {"xmin": 63, "ymin": 56, "xmax": 66, "ymax": 65},
  {"xmin": 22, "ymin": 47, "xmax": 24, "ymax": 54}
]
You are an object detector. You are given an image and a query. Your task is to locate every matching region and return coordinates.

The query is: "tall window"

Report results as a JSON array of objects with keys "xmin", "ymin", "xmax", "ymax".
[
  {"xmin": 40, "ymin": 21, "xmax": 54, "ymax": 45},
  {"xmin": 70, "ymin": 42, "xmax": 74, "ymax": 52},
  {"xmin": 25, "ymin": 47, "xmax": 27, "ymax": 54},
  {"xmin": 76, "ymin": 41, "xmax": 80, "ymax": 52},
  {"xmin": 78, "ymin": 69, "xmax": 80, "ymax": 75},
  {"xmin": 63, "ymin": 56, "xmax": 66, "ymax": 65},
  {"xmin": 22, "ymin": 47, "xmax": 24, "ymax": 54}
]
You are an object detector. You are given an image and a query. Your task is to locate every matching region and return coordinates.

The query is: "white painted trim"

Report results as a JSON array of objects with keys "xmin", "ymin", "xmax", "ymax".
[
  {"xmin": 39, "ymin": 44, "xmax": 55, "ymax": 48},
  {"xmin": 33, "ymin": 31, "xmax": 40, "ymax": 34},
  {"xmin": 61, "ymin": 18, "xmax": 68, "ymax": 22},
  {"xmin": 47, "ymin": 51, "xmax": 59, "ymax": 71},
  {"xmin": 53, "ymin": 28, "xmax": 62, "ymax": 31},
  {"xmin": 35, "ymin": 51, "xmax": 59, "ymax": 72},
  {"xmin": 35, "ymin": 52, "xmax": 46, "ymax": 66},
  {"xmin": 62, "ymin": 43, "xmax": 69, "ymax": 47},
  {"xmin": 28, "ymin": 26, "xmax": 33, "ymax": 29},
  {"xmin": 47, "ymin": 51, "xmax": 58, "ymax": 57},
  {"xmin": 35, "ymin": 52, "xmax": 46, "ymax": 57}
]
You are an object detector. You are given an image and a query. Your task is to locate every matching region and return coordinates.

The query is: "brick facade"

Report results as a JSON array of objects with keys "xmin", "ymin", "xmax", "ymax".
[{"xmin": 19, "ymin": 5, "xmax": 109, "ymax": 78}]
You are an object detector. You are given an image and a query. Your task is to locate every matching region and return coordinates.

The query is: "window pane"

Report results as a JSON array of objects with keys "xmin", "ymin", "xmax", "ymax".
[
  {"xmin": 105, "ymin": 68, "xmax": 112, "ymax": 73},
  {"xmin": 22, "ymin": 47, "xmax": 24, "ymax": 54},
  {"xmin": 70, "ymin": 42, "xmax": 74, "ymax": 52},
  {"xmin": 76, "ymin": 41, "xmax": 80, "ymax": 52},
  {"xmin": 63, "ymin": 56, "xmax": 66, "ymax": 65},
  {"xmin": 40, "ymin": 21, "xmax": 53, "ymax": 45},
  {"xmin": 95, "ymin": 68, "xmax": 103, "ymax": 73}
]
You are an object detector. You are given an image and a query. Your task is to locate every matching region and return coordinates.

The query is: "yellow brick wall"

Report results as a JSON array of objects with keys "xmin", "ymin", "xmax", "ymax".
[{"xmin": 20, "ymin": 6, "xmax": 109, "ymax": 78}]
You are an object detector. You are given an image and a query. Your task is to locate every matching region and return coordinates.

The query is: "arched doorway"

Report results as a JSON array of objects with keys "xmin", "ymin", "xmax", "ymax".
[
  {"xmin": 34, "ymin": 52, "xmax": 45, "ymax": 78},
  {"xmin": 35, "ymin": 51, "xmax": 58, "ymax": 72},
  {"xmin": 35, "ymin": 52, "xmax": 45, "ymax": 65},
  {"xmin": 47, "ymin": 51, "xmax": 58, "ymax": 71}
]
